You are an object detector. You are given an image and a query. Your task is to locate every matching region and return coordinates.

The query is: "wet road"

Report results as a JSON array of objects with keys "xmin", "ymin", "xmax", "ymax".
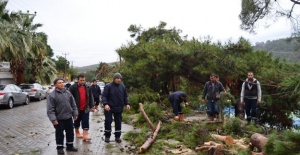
[{"xmin": 0, "ymin": 99, "xmax": 134, "ymax": 155}]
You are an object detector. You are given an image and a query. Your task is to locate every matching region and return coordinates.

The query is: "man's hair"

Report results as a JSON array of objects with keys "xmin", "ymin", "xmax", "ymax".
[
  {"xmin": 77, "ymin": 74, "xmax": 85, "ymax": 79},
  {"xmin": 92, "ymin": 79, "xmax": 97, "ymax": 82},
  {"xmin": 210, "ymin": 73, "xmax": 217, "ymax": 77},
  {"xmin": 181, "ymin": 93, "xmax": 187, "ymax": 98},
  {"xmin": 53, "ymin": 78, "xmax": 64, "ymax": 85}
]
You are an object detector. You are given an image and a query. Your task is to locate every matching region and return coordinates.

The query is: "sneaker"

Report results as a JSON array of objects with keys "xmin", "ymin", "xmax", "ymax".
[
  {"xmin": 115, "ymin": 138, "xmax": 122, "ymax": 143},
  {"xmin": 66, "ymin": 146, "xmax": 78, "ymax": 152},
  {"xmin": 104, "ymin": 137, "xmax": 110, "ymax": 143},
  {"xmin": 57, "ymin": 149, "xmax": 65, "ymax": 154}
]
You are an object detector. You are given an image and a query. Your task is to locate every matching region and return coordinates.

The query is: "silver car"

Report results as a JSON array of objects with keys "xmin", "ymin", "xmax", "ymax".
[
  {"xmin": 0, "ymin": 84, "xmax": 30, "ymax": 109},
  {"xmin": 19, "ymin": 83, "xmax": 47, "ymax": 101}
]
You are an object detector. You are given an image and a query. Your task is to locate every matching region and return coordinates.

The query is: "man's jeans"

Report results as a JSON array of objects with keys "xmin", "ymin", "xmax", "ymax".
[{"xmin": 206, "ymin": 100, "xmax": 219, "ymax": 117}]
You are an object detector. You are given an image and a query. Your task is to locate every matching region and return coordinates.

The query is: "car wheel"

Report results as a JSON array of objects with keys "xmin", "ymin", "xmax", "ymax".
[
  {"xmin": 24, "ymin": 96, "xmax": 29, "ymax": 105},
  {"xmin": 38, "ymin": 94, "xmax": 42, "ymax": 101},
  {"xmin": 7, "ymin": 98, "xmax": 14, "ymax": 109}
]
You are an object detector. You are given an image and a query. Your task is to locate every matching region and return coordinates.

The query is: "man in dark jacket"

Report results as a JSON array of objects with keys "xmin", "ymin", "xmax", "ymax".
[
  {"xmin": 91, "ymin": 79, "xmax": 101, "ymax": 110},
  {"xmin": 201, "ymin": 74, "xmax": 225, "ymax": 122},
  {"xmin": 101, "ymin": 72, "xmax": 130, "ymax": 143},
  {"xmin": 240, "ymin": 71, "xmax": 262, "ymax": 123},
  {"xmin": 69, "ymin": 74, "xmax": 95, "ymax": 141},
  {"xmin": 168, "ymin": 91, "xmax": 189, "ymax": 121},
  {"xmin": 47, "ymin": 78, "xmax": 78, "ymax": 154}
]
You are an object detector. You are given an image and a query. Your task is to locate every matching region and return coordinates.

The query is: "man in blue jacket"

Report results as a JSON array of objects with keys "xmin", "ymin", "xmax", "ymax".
[
  {"xmin": 101, "ymin": 73, "xmax": 130, "ymax": 143},
  {"xmin": 168, "ymin": 91, "xmax": 189, "ymax": 121}
]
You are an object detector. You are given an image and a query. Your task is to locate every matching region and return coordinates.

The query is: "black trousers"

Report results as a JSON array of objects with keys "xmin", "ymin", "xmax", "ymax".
[
  {"xmin": 104, "ymin": 110, "xmax": 122, "ymax": 138},
  {"xmin": 54, "ymin": 118, "xmax": 74, "ymax": 150},
  {"xmin": 94, "ymin": 97, "xmax": 100, "ymax": 106}
]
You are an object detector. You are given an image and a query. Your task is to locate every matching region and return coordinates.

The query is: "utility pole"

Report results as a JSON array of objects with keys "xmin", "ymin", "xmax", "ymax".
[{"xmin": 62, "ymin": 53, "xmax": 69, "ymax": 80}]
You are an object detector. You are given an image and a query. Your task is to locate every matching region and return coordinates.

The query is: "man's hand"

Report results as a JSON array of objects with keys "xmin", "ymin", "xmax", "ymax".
[
  {"xmin": 90, "ymin": 107, "xmax": 95, "ymax": 112},
  {"xmin": 257, "ymin": 99, "xmax": 261, "ymax": 104},
  {"xmin": 185, "ymin": 102, "xmax": 189, "ymax": 106},
  {"xmin": 52, "ymin": 120, "xmax": 58, "ymax": 125},
  {"xmin": 104, "ymin": 105, "xmax": 110, "ymax": 111},
  {"xmin": 201, "ymin": 99, "xmax": 205, "ymax": 103},
  {"xmin": 73, "ymin": 116, "xmax": 78, "ymax": 121},
  {"xmin": 126, "ymin": 105, "xmax": 130, "ymax": 111}
]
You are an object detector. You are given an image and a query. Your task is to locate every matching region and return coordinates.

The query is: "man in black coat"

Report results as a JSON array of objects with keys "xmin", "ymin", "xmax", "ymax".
[
  {"xmin": 91, "ymin": 79, "xmax": 101, "ymax": 110},
  {"xmin": 101, "ymin": 73, "xmax": 130, "ymax": 143}
]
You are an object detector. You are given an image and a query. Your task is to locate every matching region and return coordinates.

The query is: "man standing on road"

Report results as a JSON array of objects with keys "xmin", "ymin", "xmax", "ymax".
[
  {"xmin": 91, "ymin": 79, "xmax": 101, "ymax": 111},
  {"xmin": 47, "ymin": 78, "xmax": 78, "ymax": 154},
  {"xmin": 201, "ymin": 73, "xmax": 225, "ymax": 122},
  {"xmin": 101, "ymin": 72, "xmax": 130, "ymax": 143},
  {"xmin": 168, "ymin": 91, "xmax": 189, "ymax": 121},
  {"xmin": 240, "ymin": 71, "xmax": 262, "ymax": 123},
  {"xmin": 69, "ymin": 74, "xmax": 95, "ymax": 141}
]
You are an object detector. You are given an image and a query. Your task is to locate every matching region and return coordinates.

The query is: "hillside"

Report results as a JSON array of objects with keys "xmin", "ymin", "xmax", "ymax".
[
  {"xmin": 74, "ymin": 62, "xmax": 117, "ymax": 73},
  {"xmin": 253, "ymin": 38, "xmax": 300, "ymax": 62},
  {"xmin": 74, "ymin": 64, "xmax": 99, "ymax": 73}
]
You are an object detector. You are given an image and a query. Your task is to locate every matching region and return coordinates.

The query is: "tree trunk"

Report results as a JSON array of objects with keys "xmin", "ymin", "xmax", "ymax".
[
  {"xmin": 250, "ymin": 133, "xmax": 268, "ymax": 151},
  {"xmin": 211, "ymin": 134, "xmax": 234, "ymax": 146},
  {"xmin": 16, "ymin": 69, "xmax": 24, "ymax": 85},
  {"xmin": 139, "ymin": 103, "xmax": 156, "ymax": 132},
  {"xmin": 139, "ymin": 121, "xmax": 162, "ymax": 153}
]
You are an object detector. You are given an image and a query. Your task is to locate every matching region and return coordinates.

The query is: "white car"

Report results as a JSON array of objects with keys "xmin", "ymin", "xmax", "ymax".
[{"xmin": 97, "ymin": 82, "xmax": 105, "ymax": 94}]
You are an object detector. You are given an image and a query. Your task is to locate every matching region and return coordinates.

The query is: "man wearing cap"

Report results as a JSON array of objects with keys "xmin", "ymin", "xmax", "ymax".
[{"xmin": 101, "ymin": 72, "xmax": 130, "ymax": 143}]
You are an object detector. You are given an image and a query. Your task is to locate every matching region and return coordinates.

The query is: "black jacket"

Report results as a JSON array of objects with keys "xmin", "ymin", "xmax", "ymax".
[
  {"xmin": 101, "ymin": 82, "xmax": 129, "ymax": 113},
  {"xmin": 69, "ymin": 83, "xmax": 94, "ymax": 113},
  {"xmin": 91, "ymin": 84, "xmax": 101, "ymax": 98}
]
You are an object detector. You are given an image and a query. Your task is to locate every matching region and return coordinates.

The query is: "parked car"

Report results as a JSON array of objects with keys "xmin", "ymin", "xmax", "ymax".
[
  {"xmin": 43, "ymin": 85, "xmax": 54, "ymax": 98},
  {"xmin": 0, "ymin": 84, "xmax": 30, "ymax": 109},
  {"xmin": 19, "ymin": 83, "xmax": 47, "ymax": 101},
  {"xmin": 97, "ymin": 81, "xmax": 105, "ymax": 94}
]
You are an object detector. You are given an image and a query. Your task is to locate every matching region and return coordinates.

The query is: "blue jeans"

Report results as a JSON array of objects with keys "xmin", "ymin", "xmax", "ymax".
[
  {"xmin": 74, "ymin": 110, "xmax": 90, "ymax": 130},
  {"xmin": 206, "ymin": 100, "xmax": 219, "ymax": 117}
]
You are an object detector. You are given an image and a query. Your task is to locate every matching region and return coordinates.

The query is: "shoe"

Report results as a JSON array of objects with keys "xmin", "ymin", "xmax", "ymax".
[
  {"xmin": 66, "ymin": 146, "xmax": 78, "ymax": 152},
  {"xmin": 57, "ymin": 149, "xmax": 65, "ymax": 154},
  {"xmin": 115, "ymin": 138, "xmax": 122, "ymax": 143},
  {"xmin": 105, "ymin": 137, "xmax": 110, "ymax": 143}
]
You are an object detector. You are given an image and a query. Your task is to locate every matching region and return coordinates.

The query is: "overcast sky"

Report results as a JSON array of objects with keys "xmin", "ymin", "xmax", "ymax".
[{"xmin": 5, "ymin": 0, "xmax": 293, "ymax": 67}]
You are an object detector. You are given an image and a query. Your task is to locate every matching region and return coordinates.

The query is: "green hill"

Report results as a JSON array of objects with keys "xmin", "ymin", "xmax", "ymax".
[{"xmin": 253, "ymin": 38, "xmax": 300, "ymax": 62}]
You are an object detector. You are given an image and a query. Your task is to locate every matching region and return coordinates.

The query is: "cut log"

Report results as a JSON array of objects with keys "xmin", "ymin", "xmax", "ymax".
[
  {"xmin": 211, "ymin": 134, "xmax": 234, "ymax": 146},
  {"xmin": 195, "ymin": 141, "xmax": 224, "ymax": 155},
  {"xmin": 251, "ymin": 151, "xmax": 265, "ymax": 155},
  {"xmin": 139, "ymin": 121, "xmax": 162, "ymax": 153},
  {"xmin": 250, "ymin": 133, "xmax": 268, "ymax": 151},
  {"xmin": 139, "ymin": 103, "xmax": 156, "ymax": 132}
]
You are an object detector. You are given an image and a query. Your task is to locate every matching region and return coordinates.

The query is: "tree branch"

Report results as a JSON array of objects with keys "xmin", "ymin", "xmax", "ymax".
[{"xmin": 290, "ymin": 0, "xmax": 300, "ymax": 5}]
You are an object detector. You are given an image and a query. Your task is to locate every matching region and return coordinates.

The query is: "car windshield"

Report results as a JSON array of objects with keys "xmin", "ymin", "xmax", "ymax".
[
  {"xmin": 19, "ymin": 85, "xmax": 34, "ymax": 89},
  {"xmin": 97, "ymin": 82, "xmax": 105, "ymax": 87},
  {"xmin": 0, "ymin": 85, "xmax": 6, "ymax": 90}
]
